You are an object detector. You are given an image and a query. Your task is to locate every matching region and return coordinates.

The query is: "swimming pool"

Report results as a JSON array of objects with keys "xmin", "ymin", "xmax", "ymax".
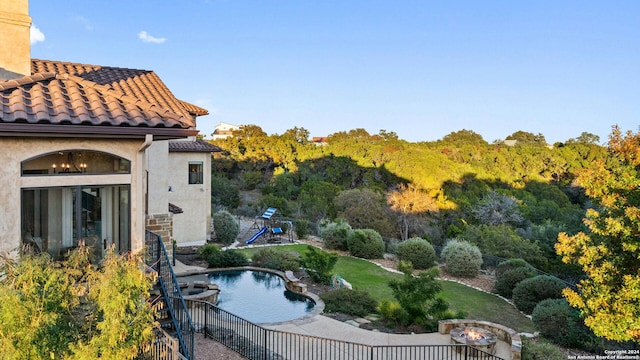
[{"xmin": 186, "ymin": 269, "xmax": 316, "ymax": 324}]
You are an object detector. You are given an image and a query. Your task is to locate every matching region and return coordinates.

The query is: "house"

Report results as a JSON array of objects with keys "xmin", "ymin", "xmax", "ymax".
[
  {"xmin": 311, "ymin": 136, "xmax": 329, "ymax": 146},
  {"xmin": 0, "ymin": 0, "xmax": 219, "ymax": 260},
  {"xmin": 211, "ymin": 121, "xmax": 240, "ymax": 140}
]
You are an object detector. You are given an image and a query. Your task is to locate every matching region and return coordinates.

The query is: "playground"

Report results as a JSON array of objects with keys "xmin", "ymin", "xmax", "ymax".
[{"xmin": 242, "ymin": 208, "xmax": 294, "ymax": 245}]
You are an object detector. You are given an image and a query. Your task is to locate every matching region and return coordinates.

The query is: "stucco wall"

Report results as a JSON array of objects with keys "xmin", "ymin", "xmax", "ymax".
[
  {"xmin": 146, "ymin": 140, "xmax": 170, "ymax": 215},
  {"xmin": 0, "ymin": 0, "xmax": 32, "ymax": 76},
  {"xmin": 168, "ymin": 151, "xmax": 212, "ymax": 244},
  {"xmin": 0, "ymin": 137, "xmax": 146, "ymax": 256}
]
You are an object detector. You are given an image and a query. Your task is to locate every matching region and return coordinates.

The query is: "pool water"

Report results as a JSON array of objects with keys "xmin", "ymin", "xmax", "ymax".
[{"xmin": 206, "ymin": 270, "xmax": 315, "ymax": 324}]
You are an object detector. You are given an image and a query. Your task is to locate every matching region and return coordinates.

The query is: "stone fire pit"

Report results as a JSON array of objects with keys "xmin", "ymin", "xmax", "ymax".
[{"xmin": 450, "ymin": 326, "xmax": 497, "ymax": 356}]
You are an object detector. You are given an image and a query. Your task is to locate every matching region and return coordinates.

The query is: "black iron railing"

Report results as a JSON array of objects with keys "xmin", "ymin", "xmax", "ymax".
[
  {"xmin": 146, "ymin": 231, "xmax": 195, "ymax": 360},
  {"xmin": 186, "ymin": 299, "xmax": 505, "ymax": 360}
]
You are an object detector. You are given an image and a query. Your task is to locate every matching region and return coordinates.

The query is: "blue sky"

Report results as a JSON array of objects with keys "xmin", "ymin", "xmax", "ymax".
[{"xmin": 29, "ymin": 1, "xmax": 639, "ymax": 144}]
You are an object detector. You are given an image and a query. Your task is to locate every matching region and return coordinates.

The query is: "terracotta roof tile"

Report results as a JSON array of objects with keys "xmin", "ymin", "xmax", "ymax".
[
  {"xmin": 169, "ymin": 139, "xmax": 221, "ymax": 152},
  {"xmin": 31, "ymin": 59, "xmax": 207, "ymax": 121},
  {"xmin": 0, "ymin": 74, "xmax": 189, "ymax": 128},
  {"xmin": 179, "ymin": 100, "xmax": 209, "ymax": 116}
]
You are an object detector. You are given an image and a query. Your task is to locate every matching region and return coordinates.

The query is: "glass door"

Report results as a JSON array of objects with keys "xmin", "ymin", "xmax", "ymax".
[{"xmin": 21, "ymin": 185, "xmax": 130, "ymax": 261}]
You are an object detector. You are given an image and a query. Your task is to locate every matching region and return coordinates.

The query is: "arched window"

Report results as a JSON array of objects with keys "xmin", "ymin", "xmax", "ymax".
[{"xmin": 21, "ymin": 150, "xmax": 131, "ymax": 176}]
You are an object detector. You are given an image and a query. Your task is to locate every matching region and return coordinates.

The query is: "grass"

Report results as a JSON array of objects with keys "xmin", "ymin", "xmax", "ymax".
[
  {"xmin": 439, "ymin": 280, "xmax": 535, "ymax": 333},
  {"xmin": 235, "ymin": 244, "xmax": 534, "ymax": 332},
  {"xmin": 334, "ymin": 255, "xmax": 403, "ymax": 301}
]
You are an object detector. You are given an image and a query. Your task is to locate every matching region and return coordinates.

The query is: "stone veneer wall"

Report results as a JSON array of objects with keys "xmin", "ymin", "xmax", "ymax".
[
  {"xmin": 146, "ymin": 213, "xmax": 174, "ymax": 259},
  {"xmin": 438, "ymin": 319, "xmax": 522, "ymax": 360}
]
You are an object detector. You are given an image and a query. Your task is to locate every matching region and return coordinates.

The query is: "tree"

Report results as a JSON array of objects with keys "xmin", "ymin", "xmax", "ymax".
[
  {"xmin": 211, "ymin": 175, "xmax": 240, "ymax": 210},
  {"xmin": 556, "ymin": 126, "xmax": 640, "ymax": 343},
  {"xmin": 387, "ymin": 183, "xmax": 438, "ymax": 240},
  {"xmin": 462, "ymin": 224, "xmax": 546, "ymax": 267},
  {"xmin": 70, "ymin": 250, "xmax": 156, "ymax": 359},
  {"xmin": 440, "ymin": 129, "xmax": 488, "ymax": 146},
  {"xmin": 282, "ymin": 126, "xmax": 311, "ymax": 145},
  {"xmin": 505, "ymin": 130, "xmax": 548, "ymax": 146},
  {"xmin": 0, "ymin": 246, "xmax": 156, "ymax": 359},
  {"xmin": 566, "ymin": 132, "xmax": 601, "ymax": 145},
  {"xmin": 471, "ymin": 190, "xmax": 524, "ymax": 227},
  {"xmin": 334, "ymin": 188, "xmax": 397, "ymax": 238}
]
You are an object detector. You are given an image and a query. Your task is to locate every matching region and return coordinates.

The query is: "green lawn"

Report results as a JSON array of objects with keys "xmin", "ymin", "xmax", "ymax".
[
  {"xmin": 439, "ymin": 280, "xmax": 535, "ymax": 332},
  {"xmin": 235, "ymin": 244, "xmax": 534, "ymax": 332},
  {"xmin": 333, "ymin": 255, "xmax": 403, "ymax": 301}
]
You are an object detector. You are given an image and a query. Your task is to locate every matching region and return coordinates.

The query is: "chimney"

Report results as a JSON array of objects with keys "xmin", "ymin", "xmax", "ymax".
[{"xmin": 0, "ymin": 0, "xmax": 32, "ymax": 77}]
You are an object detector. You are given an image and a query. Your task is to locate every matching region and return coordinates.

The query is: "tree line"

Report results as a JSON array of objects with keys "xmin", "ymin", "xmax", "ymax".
[
  {"xmin": 209, "ymin": 124, "xmax": 639, "ymax": 343},
  {"xmin": 210, "ymin": 126, "xmax": 605, "ymax": 273}
]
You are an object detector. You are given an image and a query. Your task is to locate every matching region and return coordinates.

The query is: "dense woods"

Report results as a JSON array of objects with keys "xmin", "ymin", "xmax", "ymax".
[
  {"xmin": 209, "ymin": 125, "xmax": 640, "ymax": 344},
  {"xmin": 210, "ymin": 126, "xmax": 609, "ymax": 279}
]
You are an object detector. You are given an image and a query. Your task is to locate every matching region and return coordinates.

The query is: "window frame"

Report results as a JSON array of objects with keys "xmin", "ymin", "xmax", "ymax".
[{"xmin": 188, "ymin": 161, "xmax": 203, "ymax": 185}]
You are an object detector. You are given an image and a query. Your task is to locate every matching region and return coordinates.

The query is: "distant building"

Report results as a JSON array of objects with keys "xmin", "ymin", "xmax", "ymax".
[
  {"xmin": 312, "ymin": 137, "xmax": 329, "ymax": 146},
  {"xmin": 211, "ymin": 122, "xmax": 240, "ymax": 140}
]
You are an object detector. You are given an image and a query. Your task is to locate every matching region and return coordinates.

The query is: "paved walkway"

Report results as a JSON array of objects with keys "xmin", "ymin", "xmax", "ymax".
[{"xmin": 172, "ymin": 260, "xmax": 513, "ymax": 359}]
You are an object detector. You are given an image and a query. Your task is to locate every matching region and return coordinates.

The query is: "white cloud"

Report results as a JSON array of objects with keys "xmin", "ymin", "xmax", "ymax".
[
  {"xmin": 138, "ymin": 31, "xmax": 167, "ymax": 44},
  {"xmin": 30, "ymin": 24, "xmax": 45, "ymax": 45}
]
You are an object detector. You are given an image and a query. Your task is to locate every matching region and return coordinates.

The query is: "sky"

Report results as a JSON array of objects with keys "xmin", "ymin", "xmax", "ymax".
[{"xmin": 29, "ymin": 1, "xmax": 639, "ymax": 144}]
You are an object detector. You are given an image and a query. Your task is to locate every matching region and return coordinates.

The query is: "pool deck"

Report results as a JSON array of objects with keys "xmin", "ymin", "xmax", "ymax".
[{"xmin": 172, "ymin": 260, "xmax": 513, "ymax": 360}]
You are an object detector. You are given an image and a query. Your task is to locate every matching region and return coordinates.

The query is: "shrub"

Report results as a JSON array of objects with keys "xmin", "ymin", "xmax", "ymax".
[
  {"xmin": 294, "ymin": 219, "xmax": 310, "ymax": 239},
  {"xmin": 395, "ymin": 237, "xmax": 436, "ymax": 270},
  {"xmin": 377, "ymin": 300, "xmax": 406, "ymax": 324},
  {"xmin": 198, "ymin": 243, "xmax": 220, "ymax": 260},
  {"xmin": 320, "ymin": 288, "xmax": 378, "ymax": 317},
  {"xmin": 384, "ymin": 238, "xmax": 402, "ymax": 255},
  {"xmin": 204, "ymin": 249, "xmax": 248, "ymax": 268},
  {"xmin": 494, "ymin": 266, "xmax": 536, "ymax": 298},
  {"xmin": 521, "ymin": 339, "xmax": 565, "ymax": 360},
  {"xmin": 496, "ymin": 258, "xmax": 535, "ymax": 278},
  {"xmin": 299, "ymin": 245, "xmax": 338, "ymax": 284},
  {"xmin": 440, "ymin": 239, "xmax": 483, "ymax": 277},
  {"xmin": 321, "ymin": 220, "xmax": 352, "ymax": 251},
  {"xmin": 251, "ymin": 247, "xmax": 299, "ymax": 271},
  {"xmin": 212, "ymin": 210, "xmax": 240, "ymax": 245},
  {"xmin": 512, "ymin": 275, "xmax": 566, "ymax": 314},
  {"xmin": 347, "ymin": 229, "xmax": 385, "ymax": 259},
  {"xmin": 389, "ymin": 262, "xmax": 449, "ymax": 328},
  {"xmin": 532, "ymin": 298, "xmax": 603, "ymax": 351}
]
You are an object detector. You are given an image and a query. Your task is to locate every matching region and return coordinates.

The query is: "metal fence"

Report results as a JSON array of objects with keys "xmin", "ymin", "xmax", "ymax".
[
  {"xmin": 146, "ymin": 231, "xmax": 195, "ymax": 360},
  {"xmin": 186, "ymin": 299, "xmax": 505, "ymax": 360}
]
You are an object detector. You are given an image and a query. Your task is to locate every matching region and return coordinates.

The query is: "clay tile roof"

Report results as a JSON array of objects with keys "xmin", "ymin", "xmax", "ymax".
[
  {"xmin": 0, "ymin": 73, "xmax": 189, "ymax": 128},
  {"xmin": 169, "ymin": 139, "xmax": 221, "ymax": 153},
  {"xmin": 169, "ymin": 203, "xmax": 184, "ymax": 214},
  {"xmin": 31, "ymin": 59, "xmax": 208, "ymax": 122},
  {"xmin": 179, "ymin": 100, "xmax": 209, "ymax": 116}
]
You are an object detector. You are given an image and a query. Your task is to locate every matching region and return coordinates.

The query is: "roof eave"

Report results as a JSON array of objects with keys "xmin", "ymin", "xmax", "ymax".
[{"xmin": 0, "ymin": 123, "xmax": 198, "ymax": 140}]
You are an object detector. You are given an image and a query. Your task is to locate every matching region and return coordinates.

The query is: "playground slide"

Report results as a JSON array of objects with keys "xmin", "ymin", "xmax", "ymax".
[{"xmin": 246, "ymin": 226, "xmax": 268, "ymax": 244}]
